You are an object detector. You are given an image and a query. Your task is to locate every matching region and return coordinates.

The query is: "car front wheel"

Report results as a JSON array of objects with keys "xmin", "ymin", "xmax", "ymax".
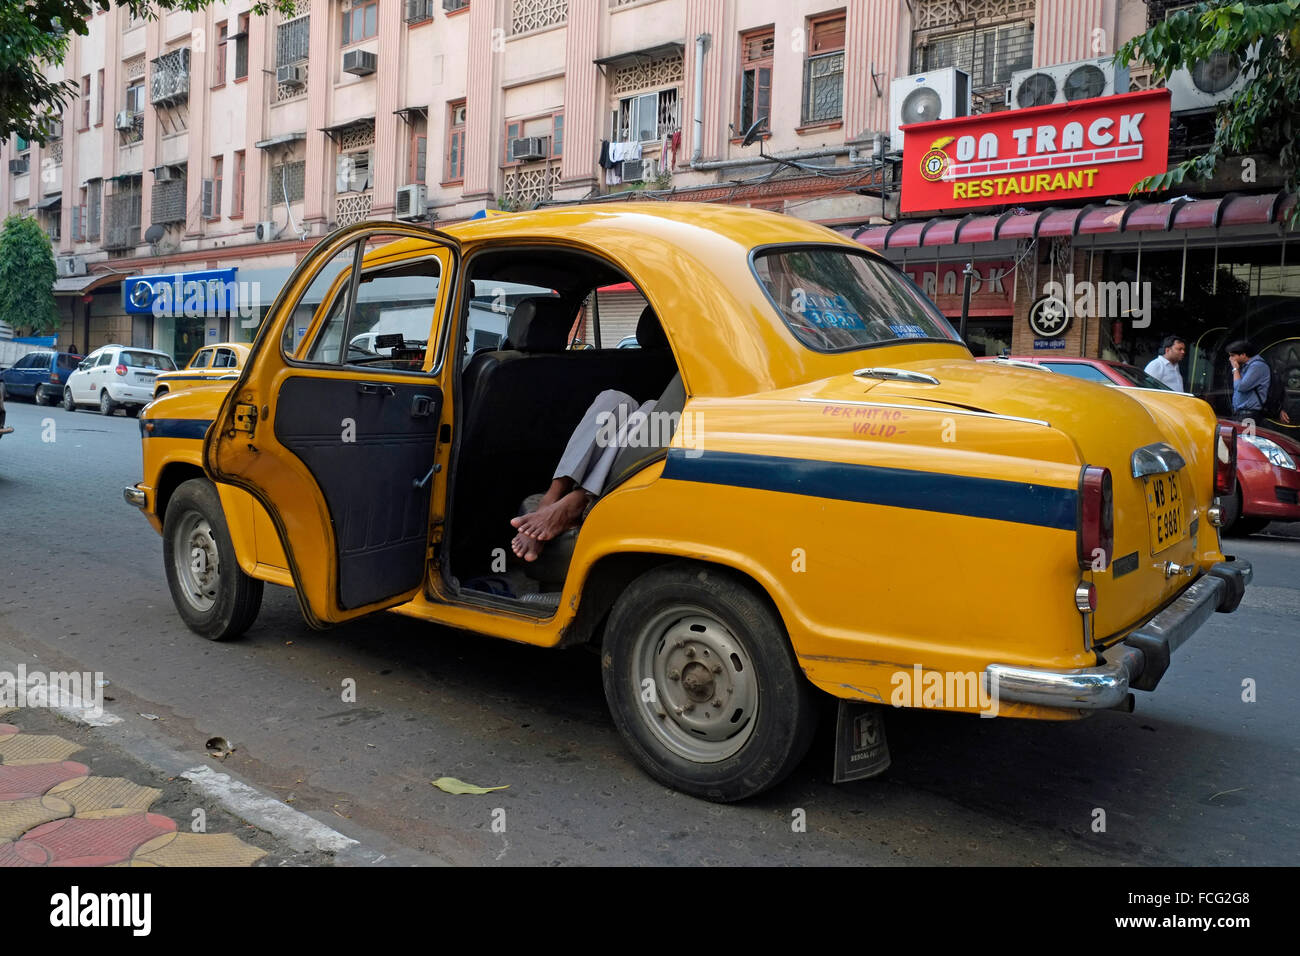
[
  {"xmin": 600, "ymin": 563, "xmax": 818, "ymax": 802},
  {"xmin": 162, "ymin": 478, "xmax": 264, "ymax": 640},
  {"xmin": 63, "ymin": 388, "xmax": 76, "ymax": 411}
]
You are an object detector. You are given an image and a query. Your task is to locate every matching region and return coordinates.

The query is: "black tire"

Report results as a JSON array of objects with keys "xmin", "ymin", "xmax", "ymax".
[
  {"xmin": 63, "ymin": 387, "xmax": 76, "ymax": 412},
  {"xmin": 33, "ymin": 385, "xmax": 47, "ymax": 406},
  {"xmin": 98, "ymin": 389, "xmax": 116, "ymax": 416},
  {"xmin": 162, "ymin": 478, "xmax": 264, "ymax": 640},
  {"xmin": 1219, "ymin": 487, "xmax": 1246, "ymax": 536},
  {"xmin": 600, "ymin": 563, "xmax": 818, "ymax": 802}
]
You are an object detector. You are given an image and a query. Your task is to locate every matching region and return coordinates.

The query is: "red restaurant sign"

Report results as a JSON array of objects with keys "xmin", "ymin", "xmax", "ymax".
[{"xmin": 901, "ymin": 89, "xmax": 1171, "ymax": 214}]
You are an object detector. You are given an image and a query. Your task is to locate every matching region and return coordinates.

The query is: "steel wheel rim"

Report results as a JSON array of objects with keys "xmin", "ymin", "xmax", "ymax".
[
  {"xmin": 174, "ymin": 512, "xmax": 220, "ymax": 613},
  {"xmin": 100, "ymin": 391, "xmax": 111, "ymax": 413},
  {"xmin": 631, "ymin": 606, "xmax": 759, "ymax": 763}
]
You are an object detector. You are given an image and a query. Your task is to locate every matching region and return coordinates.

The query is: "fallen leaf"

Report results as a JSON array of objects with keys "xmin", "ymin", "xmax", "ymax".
[
  {"xmin": 139, "ymin": 713, "xmax": 159, "ymax": 720},
  {"xmin": 432, "ymin": 776, "xmax": 509, "ymax": 795}
]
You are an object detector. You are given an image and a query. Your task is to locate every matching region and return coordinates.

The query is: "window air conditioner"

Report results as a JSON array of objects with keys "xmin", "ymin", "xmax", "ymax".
[
  {"xmin": 342, "ymin": 49, "xmax": 378, "ymax": 76},
  {"xmin": 154, "ymin": 166, "xmax": 175, "ymax": 183},
  {"xmin": 395, "ymin": 184, "xmax": 427, "ymax": 220},
  {"xmin": 620, "ymin": 160, "xmax": 645, "ymax": 182},
  {"xmin": 277, "ymin": 64, "xmax": 306, "ymax": 88},
  {"xmin": 889, "ymin": 68, "xmax": 972, "ymax": 152},
  {"xmin": 1006, "ymin": 57, "xmax": 1130, "ymax": 109},
  {"xmin": 7, "ymin": 159, "xmax": 28, "ymax": 175},
  {"xmin": 508, "ymin": 137, "xmax": 547, "ymax": 162}
]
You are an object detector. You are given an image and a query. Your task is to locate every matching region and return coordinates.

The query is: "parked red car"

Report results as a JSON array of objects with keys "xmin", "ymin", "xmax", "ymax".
[{"xmin": 981, "ymin": 355, "xmax": 1300, "ymax": 535}]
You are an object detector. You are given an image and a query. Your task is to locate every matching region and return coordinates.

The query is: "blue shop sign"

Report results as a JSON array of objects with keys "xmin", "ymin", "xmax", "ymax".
[{"xmin": 123, "ymin": 268, "xmax": 238, "ymax": 315}]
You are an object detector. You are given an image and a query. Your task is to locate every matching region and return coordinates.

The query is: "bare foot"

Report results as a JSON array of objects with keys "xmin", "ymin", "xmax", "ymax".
[
  {"xmin": 511, "ymin": 531, "xmax": 544, "ymax": 562},
  {"xmin": 510, "ymin": 488, "xmax": 590, "ymax": 540}
]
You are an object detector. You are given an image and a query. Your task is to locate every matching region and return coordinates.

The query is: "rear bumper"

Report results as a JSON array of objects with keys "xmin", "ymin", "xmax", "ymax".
[{"xmin": 986, "ymin": 560, "xmax": 1252, "ymax": 710}]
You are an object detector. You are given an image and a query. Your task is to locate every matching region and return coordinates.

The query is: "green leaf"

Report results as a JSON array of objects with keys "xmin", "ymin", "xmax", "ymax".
[{"xmin": 431, "ymin": 777, "xmax": 510, "ymax": 795}]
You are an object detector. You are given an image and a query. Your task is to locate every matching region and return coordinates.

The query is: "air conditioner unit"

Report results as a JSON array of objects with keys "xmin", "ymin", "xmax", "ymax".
[
  {"xmin": 7, "ymin": 159, "xmax": 28, "ymax": 175},
  {"xmin": 154, "ymin": 166, "xmax": 175, "ymax": 183},
  {"xmin": 620, "ymin": 159, "xmax": 645, "ymax": 183},
  {"xmin": 114, "ymin": 110, "xmax": 136, "ymax": 131},
  {"xmin": 254, "ymin": 220, "xmax": 277, "ymax": 242},
  {"xmin": 49, "ymin": 120, "xmax": 63, "ymax": 141},
  {"xmin": 395, "ymin": 184, "xmax": 427, "ymax": 220},
  {"xmin": 277, "ymin": 64, "xmax": 306, "ymax": 88},
  {"xmin": 509, "ymin": 137, "xmax": 546, "ymax": 162},
  {"xmin": 890, "ymin": 68, "xmax": 971, "ymax": 151},
  {"xmin": 56, "ymin": 256, "xmax": 87, "ymax": 277},
  {"xmin": 1006, "ymin": 57, "xmax": 1130, "ymax": 109},
  {"xmin": 1166, "ymin": 45, "xmax": 1257, "ymax": 113},
  {"xmin": 342, "ymin": 49, "xmax": 377, "ymax": 76}
]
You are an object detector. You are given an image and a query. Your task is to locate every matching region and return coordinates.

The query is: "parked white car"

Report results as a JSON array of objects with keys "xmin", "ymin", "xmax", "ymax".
[{"xmin": 63, "ymin": 345, "xmax": 177, "ymax": 416}]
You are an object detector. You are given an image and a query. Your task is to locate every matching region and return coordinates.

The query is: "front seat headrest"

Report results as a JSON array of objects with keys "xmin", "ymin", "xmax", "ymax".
[
  {"xmin": 505, "ymin": 297, "xmax": 571, "ymax": 351},
  {"xmin": 635, "ymin": 305, "xmax": 668, "ymax": 350}
]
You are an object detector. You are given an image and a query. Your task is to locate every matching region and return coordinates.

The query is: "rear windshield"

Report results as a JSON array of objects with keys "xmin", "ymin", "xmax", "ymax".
[
  {"xmin": 753, "ymin": 246, "xmax": 960, "ymax": 352},
  {"xmin": 121, "ymin": 351, "xmax": 177, "ymax": 371},
  {"xmin": 57, "ymin": 354, "xmax": 79, "ymax": 370}
]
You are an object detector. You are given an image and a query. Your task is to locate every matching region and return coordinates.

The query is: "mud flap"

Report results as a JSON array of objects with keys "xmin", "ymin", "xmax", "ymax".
[{"xmin": 832, "ymin": 700, "xmax": 891, "ymax": 784}]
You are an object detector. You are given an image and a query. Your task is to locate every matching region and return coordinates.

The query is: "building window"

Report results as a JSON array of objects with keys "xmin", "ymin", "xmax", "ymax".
[
  {"xmin": 405, "ymin": 0, "xmax": 434, "ymax": 23},
  {"xmin": 336, "ymin": 149, "xmax": 371, "ymax": 194},
  {"xmin": 80, "ymin": 76, "xmax": 91, "ymax": 130},
  {"xmin": 269, "ymin": 159, "xmax": 307, "ymax": 207},
  {"xmin": 234, "ymin": 13, "xmax": 250, "ymax": 80},
  {"xmin": 613, "ymin": 88, "xmax": 678, "ymax": 143},
  {"xmin": 96, "ymin": 69, "xmax": 105, "ymax": 125},
  {"xmin": 552, "ymin": 113, "xmax": 563, "ymax": 157},
  {"xmin": 445, "ymin": 0, "xmax": 469, "ymax": 11},
  {"xmin": 126, "ymin": 80, "xmax": 146, "ymax": 115},
  {"xmin": 445, "ymin": 100, "xmax": 466, "ymax": 183},
  {"xmin": 214, "ymin": 22, "xmax": 228, "ymax": 86},
  {"xmin": 408, "ymin": 115, "xmax": 427, "ymax": 184},
  {"xmin": 87, "ymin": 178, "xmax": 101, "ymax": 240},
  {"xmin": 802, "ymin": 12, "xmax": 845, "ymax": 125},
  {"xmin": 503, "ymin": 113, "xmax": 564, "ymax": 166},
  {"xmin": 104, "ymin": 177, "xmax": 142, "ymax": 251},
  {"xmin": 232, "ymin": 149, "xmax": 246, "ymax": 217},
  {"xmin": 342, "ymin": 0, "xmax": 379, "ymax": 46},
  {"xmin": 738, "ymin": 28, "xmax": 774, "ymax": 134},
  {"xmin": 915, "ymin": 20, "xmax": 1033, "ymax": 91},
  {"xmin": 207, "ymin": 155, "xmax": 223, "ymax": 219},
  {"xmin": 275, "ymin": 12, "xmax": 310, "ymax": 100},
  {"xmin": 73, "ymin": 188, "xmax": 86, "ymax": 241}
]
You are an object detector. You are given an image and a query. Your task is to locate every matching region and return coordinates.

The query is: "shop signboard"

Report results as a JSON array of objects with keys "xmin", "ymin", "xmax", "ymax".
[
  {"xmin": 123, "ymin": 268, "xmax": 238, "ymax": 316},
  {"xmin": 903, "ymin": 261, "xmax": 1014, "ymax": 317},
  {"xmin": 901, "ymin": 89, "xmax": 1171, "ymax": 215}
]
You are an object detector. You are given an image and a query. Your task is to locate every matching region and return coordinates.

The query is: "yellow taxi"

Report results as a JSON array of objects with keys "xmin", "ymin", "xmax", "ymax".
[
  {"xmin": 126, "ymin": 204, "xmax": 1251, "ymax": 801},
  {"xmin": 151, "ymin": 342, "xmax": 251, "ymax": 399}
]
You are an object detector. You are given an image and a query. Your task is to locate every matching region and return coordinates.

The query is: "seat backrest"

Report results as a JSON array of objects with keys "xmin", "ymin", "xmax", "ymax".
[{"xmin": 604, "ymin": 372, "xmax": 686, "ymax": 492}]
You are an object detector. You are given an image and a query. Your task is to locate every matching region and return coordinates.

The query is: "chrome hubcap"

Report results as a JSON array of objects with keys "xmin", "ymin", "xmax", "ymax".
[
  {"xmin": 174, "ymin": 513, "xmax": 220, "ymax": 612},
  {"xmin": 633, "ymin": 609, "xmax": 758, "ymax": 763}
]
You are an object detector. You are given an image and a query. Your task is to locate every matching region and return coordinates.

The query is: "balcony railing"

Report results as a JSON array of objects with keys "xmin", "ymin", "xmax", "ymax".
[
  {"xmin": 151, "ymin": 176, "xmax": 188, "ymax": 225},
  {"xmin": 150, "ymin": 48, "xmax": 191, "ymax": 105},
  {"xmin": 511, "ymin": 0, "xmax": 566, "ymax": 35}
]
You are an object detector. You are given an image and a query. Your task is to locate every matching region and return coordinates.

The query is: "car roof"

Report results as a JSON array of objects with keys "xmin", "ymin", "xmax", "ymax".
[{"xmin": 378, "ymin": 203, "xmax": 965, "ymax": 397}]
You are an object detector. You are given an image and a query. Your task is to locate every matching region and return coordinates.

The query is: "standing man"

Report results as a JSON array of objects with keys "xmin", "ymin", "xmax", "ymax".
[
  {"xmin": 1227, "ymin": 339, "xmax": 1271, "ymax": 421},
  {"xmin": 1144, "ymin": 335, "xmax": 1187, "ymax": 391}
]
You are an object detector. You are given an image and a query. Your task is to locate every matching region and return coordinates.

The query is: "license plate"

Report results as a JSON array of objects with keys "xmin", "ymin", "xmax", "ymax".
[
  {"xmin": 134, "ymin": 373, "xmax": 155, "ymax": 383},
  {"xmin": 1145, "ymin": 471, "xmax": 1187, "ymax": 554}
]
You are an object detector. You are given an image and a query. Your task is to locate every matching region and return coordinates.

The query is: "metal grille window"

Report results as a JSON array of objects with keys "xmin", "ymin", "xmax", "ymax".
[
  {"xmin": 104, "ymin": 179, "xmax": 142, "ymax": 250},
  {"xmin": 268, "ymin": 160, "xmax": 307, "ymax": 206},
  {"xmin": 614, "ymin": 89, "xmax": 679, "ymax": 142},
  {"xmin": 87, "ymin": 179, "xmax": 101, "ymax": 241},
  {"xmin": 406, "ymin": 0, "xmax": 434, "ymax": 22},
  {"xmin": 916, "ymin": 21, "xmax": 1033, "ymax": 90},
  {"xmin": 802, "ymin": 14, "xmax": 845, "ymax": 124},
  {"xmin": 277, "ymin": 15, "xmax": 310, "ymax": 65},
  {"xmin": 151, "ymin": 168, "xmax": 188, "ymax": 225}
]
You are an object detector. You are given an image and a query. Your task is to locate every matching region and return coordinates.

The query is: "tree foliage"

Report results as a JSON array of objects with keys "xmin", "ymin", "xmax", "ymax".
[
  {"xmin": 1, "ymin": 1, "xmax": 295, "ymax": 144},
  {"xmin": 1115, "ymin": 0, "xmax": 1300, "ymax": 219},
  {"xmin": 0, "ymin": 214, "xmax": 59, "ymax": 335}
]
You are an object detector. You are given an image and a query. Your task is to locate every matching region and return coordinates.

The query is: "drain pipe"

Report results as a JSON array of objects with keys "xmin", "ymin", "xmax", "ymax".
[{"xmin": 691, "ymin": 33, "xmax": 710, "ymax": 165}]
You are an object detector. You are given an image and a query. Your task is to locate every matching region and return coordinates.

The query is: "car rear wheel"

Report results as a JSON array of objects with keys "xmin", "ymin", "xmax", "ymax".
[
  {"xmin": 33, "ymin": 385, "xmax": 47, "ymax": 406},
  {"xmin": 162, "ymin": 478, "xmax": 264, "ymax": 641},
  {"xmin": 99, "ymin": 390, "xmax": 115, "ymax": 416},
  {"xmin": 63, "ymin": 388, "xmax": 76, "ymax": 412},
  {"xmin": 600, "ymin": 563, "xmax": 818, "ymax": 802}
]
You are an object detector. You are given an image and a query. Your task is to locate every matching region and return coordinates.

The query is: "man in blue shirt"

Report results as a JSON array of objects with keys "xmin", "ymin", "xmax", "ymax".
[{"xmin": 1227, "ymin": 339, "xmax": 1270, "ymax": 421}]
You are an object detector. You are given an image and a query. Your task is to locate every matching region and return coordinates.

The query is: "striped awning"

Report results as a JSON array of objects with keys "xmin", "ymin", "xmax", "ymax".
[{"xmin": 849, "ymin": 191, "xmax": 1297, "ymax": 251}]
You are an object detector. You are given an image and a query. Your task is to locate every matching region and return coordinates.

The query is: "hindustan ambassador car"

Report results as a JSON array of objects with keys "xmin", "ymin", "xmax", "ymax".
[
  {"xmin": 152, "ymin": 343, "xmax": 250, "ymax": 399},
  {"xmin": 126, "ymin": 205, "xmax": 1251, "ymax": 802}
]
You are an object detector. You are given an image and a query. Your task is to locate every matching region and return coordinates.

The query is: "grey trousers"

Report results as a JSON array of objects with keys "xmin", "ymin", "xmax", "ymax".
[{"xmin": 552, "ymin": 389, "xmax": 658, "ymax": 496}]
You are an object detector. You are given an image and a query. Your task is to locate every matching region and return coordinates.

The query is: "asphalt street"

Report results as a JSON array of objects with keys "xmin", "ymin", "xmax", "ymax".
[{"xmin": 1, "ymin": 397, "xmax": 1297, "ymax": 865}]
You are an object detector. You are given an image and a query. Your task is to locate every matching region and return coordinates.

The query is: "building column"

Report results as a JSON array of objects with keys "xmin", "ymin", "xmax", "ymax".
[
  {"xmin": 371, "ymin": 0, "xmax": 404, "ymax": 218},
  {"xmin": 462, "ymin": 0, "xmax": 499, "ymax": 202},
  {"xmin": 682, "ymin": 0, "xmax": 725, "ymax": 164},
  {"xmin": 559, "ymin": 0, "xmax": 598, "ymax": 188}
]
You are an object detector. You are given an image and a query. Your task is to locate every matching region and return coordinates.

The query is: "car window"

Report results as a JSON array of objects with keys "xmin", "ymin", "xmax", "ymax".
[
  {"xmin": 96, "ymin": 351, "xmax": 114, "ymax": 367},
  {"xmin": 1110, "ymin": 364, "xmax": 1171, "ymax": 389},
  {"xmin": 122, "ymin": 351, "xmax": 177, "ymax": 371},
  {"xmin": 753, "ymin": 247, "xmax": 961, "ymax": 353},
  {"xmin": 189, "ymin": 349, "xmax": 212, "ymax": 370},
  {"xmin": 12, "ymin": 355, "xmax": 32, "ymax": 369},
  {"xmin": 57, "ymin": 354, "xmax": 79, "ymax": 371},
  {"xmin": 1040, "ymin": 362, "xmax": 1112, "ymax": 384},
  {"xmin": 214, "ymin": 349, "xmax": 237, "ymax": 368}
]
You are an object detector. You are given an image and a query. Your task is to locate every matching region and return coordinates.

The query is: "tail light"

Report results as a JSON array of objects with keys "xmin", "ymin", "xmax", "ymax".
[
  {"xmin": 115, "ymin": 364, "xmax": 127, "ymax": 376},
  {"xmin": 50, "ymin": 372, "xmax": 60, "ymax": 383},
  {"xmin": 1077, "ymin": 465, "xmax": 1114, "ymax": 571},
  {"xmin": 1214, "ymin": 424, "xmax": 1237, "ymax": 496}
]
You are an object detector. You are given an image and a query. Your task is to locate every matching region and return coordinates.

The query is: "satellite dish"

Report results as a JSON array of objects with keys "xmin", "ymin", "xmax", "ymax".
[
  {"xmin": 740, "ymin": 116, "xmax": 769, "ymax": 148},
  {"xmin": 144, "ymin": 224, "xmax": 165, "ymax": 243},
  {"xmin": 1192, "ymin": 52, "xmax": 1241, "ymax": 93},
  {"xmin": 1063, "ymin": 64, "xmax": 1106, "ymax": 101},
  {"xmin": 1015, "ymin": 73, "xmax": 1057, "ymax": 108},
  {"xmin": 901, "ymin": 87, "xmax": 944, "ymax": 124}
]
